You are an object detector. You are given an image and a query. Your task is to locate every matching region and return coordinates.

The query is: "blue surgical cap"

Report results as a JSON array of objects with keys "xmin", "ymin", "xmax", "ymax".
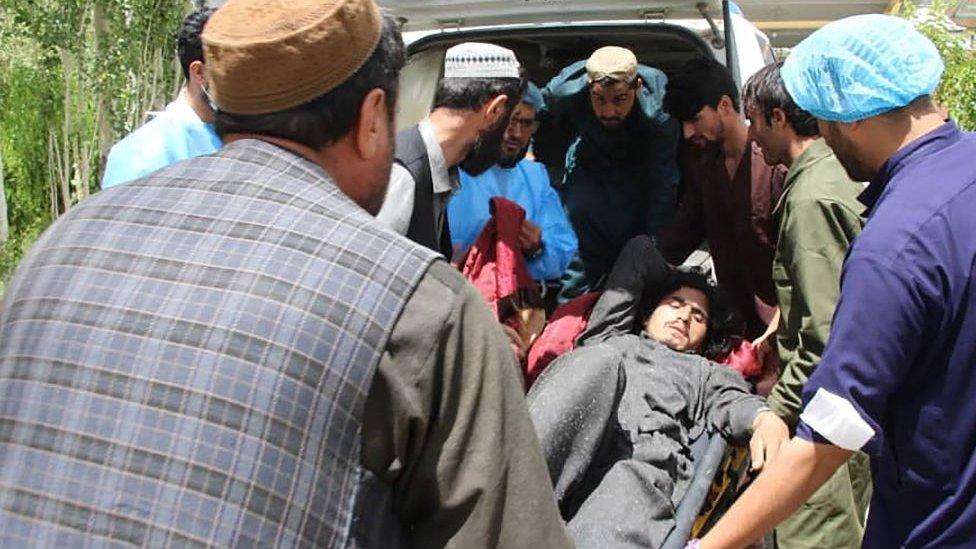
[
  {"xmin": 781, "ymin": 14, "xmax": 944, "ymax": 123},
  {"xmin": 522, "ymin": 82, "xmax": 545, "ymax": 111}
]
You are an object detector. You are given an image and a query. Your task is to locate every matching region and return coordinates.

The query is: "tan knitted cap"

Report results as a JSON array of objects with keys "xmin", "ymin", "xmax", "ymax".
[
  {"xmin": 202, "ymin": 0, "xmax": 382, "ymax": 115},
  {"xmin": 585, "ymin": 46, "xmax": 638, "ymax": 83}
]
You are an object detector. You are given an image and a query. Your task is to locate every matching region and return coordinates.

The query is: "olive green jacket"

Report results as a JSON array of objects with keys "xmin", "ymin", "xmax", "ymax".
[{"xmin": 767, "ymin": 138, "xmax": 866, "ymax": 428}]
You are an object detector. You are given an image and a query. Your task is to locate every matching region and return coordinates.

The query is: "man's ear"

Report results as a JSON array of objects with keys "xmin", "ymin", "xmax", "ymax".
[
  {"xmin": 719, "ymin": 94, "xmax": 737, "ymax": 116},
  {"xmin": 354, "ymin": 88, "xmax": 388, "ymax": 160},
  {"xmin": 483, "ymin": 94, "xmax": 510, "ymax": 127},
  {"xmin": 188, "ymin": 60, "xmax": 207, "ymax": 88},
  {"xmin": 771, "ymin": 107, "xmax": 789, "ymax": 129}
]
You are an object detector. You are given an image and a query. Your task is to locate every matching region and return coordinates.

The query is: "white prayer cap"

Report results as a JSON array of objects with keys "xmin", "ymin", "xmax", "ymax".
[{"xmin": 443, "ymin": 42, "xmax": 521, "ymax": 79}]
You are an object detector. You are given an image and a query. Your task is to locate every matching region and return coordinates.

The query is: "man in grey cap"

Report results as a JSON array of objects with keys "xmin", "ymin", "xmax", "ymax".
[
  {"xmin": 692, "ymin": 14, "xmax": 976, "ymax": 549},
  {"xmin": 534, "ymin": 46, "xmax": 681, "ymax": 301},
  {"xmin": 377, "ymin": 42, "xmax": 526, "ymax": 258},
  {"xmin": 0, "ymin": 1, "xmax": 570, "ymax": 547}
]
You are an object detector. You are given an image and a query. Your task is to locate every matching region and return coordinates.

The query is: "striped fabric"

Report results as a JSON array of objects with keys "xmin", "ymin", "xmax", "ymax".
[{"xmin": 0, "ymin": 140, "xmax": 437, "ymax": 547}]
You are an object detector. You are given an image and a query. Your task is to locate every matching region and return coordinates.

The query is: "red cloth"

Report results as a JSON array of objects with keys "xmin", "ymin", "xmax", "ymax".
[
  {"xmin": 716, "ymin": 338, "xmax": 763, "ymax": 379},
  {"xmin": 461, "ymin": 197, "xmax": 537, "ymax": 319},
  {"xmin": 524, "ymin": 291, "xmax": 602, "ymax": 387}
]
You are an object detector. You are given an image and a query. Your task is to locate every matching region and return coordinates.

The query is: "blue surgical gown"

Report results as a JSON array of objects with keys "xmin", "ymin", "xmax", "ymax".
[
  {"xmin": 101, "ymin": 98, "xmax": 221, "ymax": 189},
  {"xmin": 449, "ymin": 159, "xmax": 578, "ymax": 281}
]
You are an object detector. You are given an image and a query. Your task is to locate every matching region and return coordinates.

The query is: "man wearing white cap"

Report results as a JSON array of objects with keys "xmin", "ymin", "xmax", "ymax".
[
  {"xmin": 376, "ymin": 42, "xmax": 525, "ymax": 258},
  {"xmin": 534, "ymin": 46, "xmax": 681, "ymax": 301},
  {"xmin": 691, "ymin": 14, "xmax": 976, "ymax": 549},
  {"xmin": 0, "ymin": 1, "xmax": 571, "ymax": 547}
]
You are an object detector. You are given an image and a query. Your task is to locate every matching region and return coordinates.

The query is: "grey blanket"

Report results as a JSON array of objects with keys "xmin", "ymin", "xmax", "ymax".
[{"xmin": 527, "ymin": 236, "xmax": 764, "ymax": 548}]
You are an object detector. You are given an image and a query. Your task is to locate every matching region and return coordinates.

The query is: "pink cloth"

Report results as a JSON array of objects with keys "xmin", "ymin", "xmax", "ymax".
[
  {"xmin": 716, "ymin": 338, "xmax": 763, "ymax": 379},
  {"xmin": 524, "ymin": 291, "xmax": 602, "ymax": 387},
  {"xmin": 461, "ymin": 197, "xmax": 537, "ymax": 319}
]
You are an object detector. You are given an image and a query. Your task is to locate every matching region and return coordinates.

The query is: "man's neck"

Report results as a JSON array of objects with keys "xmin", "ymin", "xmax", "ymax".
[
  {"xmin": 183, "ymin": 84, "xmax": 215, "ymax": 124},
  {"xmin": 866, "ymin": 111, "xmax": 946, "ymax": 177},
  {"xmin": 721, "ymin": 117, "xmax": 749, "ymax": 160},
  {"xmin": 427, "ymin": 108, "xmax": 476, "ymax": 167},
  {"xmin": 784, "ymin": 136, "xmax": 816, "ymax": 168}
]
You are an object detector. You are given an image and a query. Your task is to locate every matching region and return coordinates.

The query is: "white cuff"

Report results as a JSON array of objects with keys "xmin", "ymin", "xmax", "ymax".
[{"xmin": 799, "ymin": 388, "xmax": 874, "ymax": 451}]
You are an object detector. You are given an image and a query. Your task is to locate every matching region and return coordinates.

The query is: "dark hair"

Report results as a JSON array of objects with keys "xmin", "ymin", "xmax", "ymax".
[
  {"xmin": 664, "ymin": 57, "xmax": 740, "ymax": 122},
  {"xmin": 214, "ymin": 14, "xmax": 405, "ymax": 149},
  {"xmin": 177, "ymin": 7, "xmax": 215, "ymax": 80},
  {"xmin": 432, "ymin": 65, "xmax": 526, "ymax": 112},
  {"xmin": 742, "ymin": 61, "xmax": 818, "ymax": 137},
  {"xmin": 638, "ymin": 269, "xmax": 746, "ymax": 360}
]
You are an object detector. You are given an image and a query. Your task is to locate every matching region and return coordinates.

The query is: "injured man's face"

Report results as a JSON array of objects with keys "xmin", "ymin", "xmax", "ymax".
[{"xmin": 643, "ymin": 286, "xmax": 709, "ymax": 353}]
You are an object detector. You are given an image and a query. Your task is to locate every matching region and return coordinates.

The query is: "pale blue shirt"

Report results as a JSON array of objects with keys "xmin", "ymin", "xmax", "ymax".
[
  {"xmin": 449, "ymin": 159, "xmax": 577, "ymax": 281},
  {"xmin": 101, "ymin": 94, "xmax": 221, "ymax": 189}
]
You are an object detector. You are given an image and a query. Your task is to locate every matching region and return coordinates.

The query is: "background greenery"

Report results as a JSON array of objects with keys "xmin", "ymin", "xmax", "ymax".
[
  {"xmin": 0, "ymin": 0, "xmax": 192, "ymax": 293},
  {"xmin": 895, "ymin": 0, "xmax": 976, "ymax": 130},
  {"xmin": 0, "ymin": 2, "xmax": 973, "ymax": 294}
]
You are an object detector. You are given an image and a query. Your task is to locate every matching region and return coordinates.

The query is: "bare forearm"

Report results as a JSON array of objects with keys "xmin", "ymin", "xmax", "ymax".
[{"xmin": 701, "ymin": 438, "xmax": 853, "ymax": 549}]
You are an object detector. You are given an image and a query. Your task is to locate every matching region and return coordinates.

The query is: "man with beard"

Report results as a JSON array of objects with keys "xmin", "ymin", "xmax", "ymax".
[
  {"xmin": 659, "ymin": 58, "xmax": 786, "ymax": 347},
  {"xmin": 102, "ymin": 7, "xmax": 222, "ymax": 188},
  {"xmin": 376, "ymin": 42, "xmax": 525, "ymax": 257},
  {"xmin": 741, "ymin": 61, "xmax": 870, "ymax": 549},
  {"xmin": 0, "ymin": 1, "xmax": 573, "ymax": 546},
  {"xmin": 694, "ymin": 15, "xmax": 976, "ymax": 549},
  {"xmin": 533, "ymin": 46, "xmax": 681, "ymax": 300},
  {"xmin": 447, "ymin": 82, "xmax": 577, "ymax": 281}
]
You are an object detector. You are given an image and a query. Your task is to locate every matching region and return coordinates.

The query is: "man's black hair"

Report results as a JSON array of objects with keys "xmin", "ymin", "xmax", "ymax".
[
  {"xmin": 663, "ymin": 57, "xmax": 740, "ymax": 122},
  {"xmin": 214, "ymin": 14, "xmax": 405, "ymax": 149},
  {"xmin": 637, "ymin": 268, "xmax": 746, "ymax": 361},
  {"xmin": 177, "ymin": 7, "xmax": 215, "ymax": 80},
  {"xmin": 432, "ymin": 65, "xmax": 527, "ymax": 112},
  {"xmin": 742, "ymin": 61, "xmax": 818, "ymax": 137}
]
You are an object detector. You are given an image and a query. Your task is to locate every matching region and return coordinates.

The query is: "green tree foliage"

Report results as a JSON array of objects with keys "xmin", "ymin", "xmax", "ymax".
[
  {"xmin": 896, "ymin": 0, "xmax": 976, "ymax": 130},
  {"xmin": 0, "ymin": 0, "xmax": 191, "ymax": 292}
]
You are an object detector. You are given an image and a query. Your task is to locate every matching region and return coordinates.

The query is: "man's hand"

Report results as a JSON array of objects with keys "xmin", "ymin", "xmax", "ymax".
[
  {"xmin": 749, "ymin": 410, "xmax": 789, "ymax": 471},
  {"xmin": 519, "ymin": 219, "xmax": 543, "ymax": 256},
  {"xmin": 701, "ymin": 439, "xmax": 853, "ymax": 549},
  {"xmin": 500, "ymin": 324, "xmax": 527, "ymax": 363}
]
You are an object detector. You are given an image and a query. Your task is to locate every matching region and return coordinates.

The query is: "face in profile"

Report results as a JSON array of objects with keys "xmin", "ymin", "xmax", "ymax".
[
  {"xmin": 817, "ymin": 119, "xmax": 875, "ymax": 182},
  {"xmin": 342, "ymin": 89, "xmax": 398, "ymax": 216},
  {"xmin": 590, "ymin": 80, "xmax": 638, "ymax": 129},
  {"xmin": 498, "ymin": 102, "xmax": 537, "ymax": 168},
  {"xmin": 461, "ymin": 98, "xmax": 516, "ymax": 176},
  {"xmin": 746, "ymin": 105, "xmax": 786, "ymax": 166},
  {"xmin": 682, "ymin": 100, "xmax": 730, "ymax": 149},
  {"xmin": 644, "ymin": 286, "xmax": 710, "ymax": 354}
]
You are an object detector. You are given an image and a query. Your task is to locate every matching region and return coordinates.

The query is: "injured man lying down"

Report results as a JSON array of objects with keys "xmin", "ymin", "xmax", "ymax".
[{"xmin": 528, "ymin": 236, "xmax": 788, "ymax": 548}]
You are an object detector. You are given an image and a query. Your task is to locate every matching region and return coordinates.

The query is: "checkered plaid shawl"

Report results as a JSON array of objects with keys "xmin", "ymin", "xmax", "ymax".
[{"xmin": 0, "ymin": 140, "xmax": 437, "ymax": 547}]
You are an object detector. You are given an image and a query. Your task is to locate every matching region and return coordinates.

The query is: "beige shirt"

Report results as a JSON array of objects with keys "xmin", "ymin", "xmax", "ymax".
[{"xmin": 362, "ymin": 260, "xmax": 572, "ymax": 548}]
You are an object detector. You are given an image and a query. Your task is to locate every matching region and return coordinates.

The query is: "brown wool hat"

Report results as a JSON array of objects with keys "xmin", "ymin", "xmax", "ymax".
[
  {"xmin": 585, "ymin": 46, "xmax": 638, "ymax": 84},
  {"xmin": 202, "ymin": 0, "xmax": 382, "ymax": 115}
]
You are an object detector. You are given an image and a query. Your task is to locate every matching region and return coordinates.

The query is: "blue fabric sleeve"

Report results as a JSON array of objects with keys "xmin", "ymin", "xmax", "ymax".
[
  {"xmin": 797, "ymin": 253, "xmax": 934, "ymax": 455},
  {"xmin": 524, "ymin": 163, "xmax": 577, "ymax": 280}
]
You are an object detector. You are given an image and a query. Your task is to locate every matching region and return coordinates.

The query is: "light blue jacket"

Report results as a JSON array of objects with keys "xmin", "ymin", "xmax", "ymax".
[
  {"xmin": 449, "ymin": 160, "xmax": 578, "ymax": 281},
  {"xmin": 102, "ymin": 97, "xmax": 221, "ymax": 189}
]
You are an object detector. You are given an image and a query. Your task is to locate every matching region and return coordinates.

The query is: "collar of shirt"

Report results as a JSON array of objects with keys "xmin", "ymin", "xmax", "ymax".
[
  {"xmin": 773, "ymin": 138, "xmax": 832, "ymax": 216},
  {"xmin": 419, "ymin": 118, "xmax": 459, "ymax": 195},
  {"xmin": 164, "ymin": 89, "xmax": 207, "ymax": 125},
  {"xmin": 859, "ymin": 120, "xmax": 961, "ymax": 215}
]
